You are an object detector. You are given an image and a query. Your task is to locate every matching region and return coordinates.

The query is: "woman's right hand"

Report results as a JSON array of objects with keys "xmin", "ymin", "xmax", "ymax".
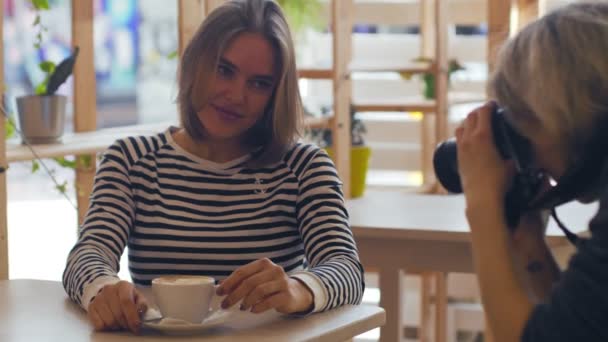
[{"xmin": 87, "ymin": 280, "xmax": 148, "ymax": 334}]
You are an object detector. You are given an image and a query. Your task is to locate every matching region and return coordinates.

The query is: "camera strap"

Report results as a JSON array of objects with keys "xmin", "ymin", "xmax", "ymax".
[
  {"xmin": 551, "ymin": 207, "xmax": 581, "ymax": 245},
  {"xmin": 529, "ymin": 130, "xmax": 608, "ymax": 246}
]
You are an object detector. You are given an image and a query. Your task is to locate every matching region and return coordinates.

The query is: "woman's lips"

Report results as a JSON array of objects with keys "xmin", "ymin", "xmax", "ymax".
[{"xmin": 211, "ymin": 104, "xmax": 243, "ymax": 121}]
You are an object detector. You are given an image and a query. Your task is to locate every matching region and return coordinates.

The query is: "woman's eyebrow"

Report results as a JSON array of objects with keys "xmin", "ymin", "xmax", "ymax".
[{"xmin": 220, "ymin": 57, "xmax": 274, "ymax": 81}]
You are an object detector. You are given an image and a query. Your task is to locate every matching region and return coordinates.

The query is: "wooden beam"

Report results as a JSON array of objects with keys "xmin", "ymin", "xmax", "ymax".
[
  {"xmin": 72, "ymin": 0, "xmax": 97, "ymax": 226},
  {"xmin": 318, "ymin": 0, "xmax": 488, "ymax": 27},
  {"xmin": 421, "ymin": 0, "xmax": 435, "ymax": 59},
  {"xmin": 298, "ymin": 68, "xmax": 333, "ymax": 80},
  {"xmin": 177, "ymin": 0, "xmax": 205, "ymax": 55},
  {"xmin": 515, "ymin": 0, "xmax": 539, "ymax": 30},
  {"xmin": 488, "ymin": 0, "xmax": 512, "ymax": 73},
  {"xmin": 434, "ymin": 0, "xmax": 449, "ymax": 147},
  {"xmin": 419, "ymin": 272, "xmax": 433, "ymax": 342},
  {"xmin": 434, "ymin": 272, "xmax": 449, "ymax": 342},
  {"xmin": 420, "ymin": 0, "xmax": 437, "ymax": 189},
  {"xmin": 332, "ymin": 0, "xmax": 353, "ymax": 198},
  {"xmin": 205, "ymin": 0, "xmax": 225, "ymax": 13},
  {"xmin": 0, "ymin": 0, "xmax": 8, "ymax": 280}
]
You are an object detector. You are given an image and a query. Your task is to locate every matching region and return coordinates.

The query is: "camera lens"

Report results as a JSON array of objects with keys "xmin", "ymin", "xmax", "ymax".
[
  {"xmin": 432, "ymin": 107, "xmax": 522, "ymax": 193},
  {"xmin": 432, "ymin": 138, "xmax": 462, "ymax": 193}
]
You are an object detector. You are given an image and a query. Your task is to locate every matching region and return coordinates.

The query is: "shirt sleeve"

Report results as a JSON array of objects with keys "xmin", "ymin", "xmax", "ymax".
[
  {"xmin": 521, "ymin": 190, "xmax": 608, "ymax": 342},
  {"xmin": 293, "ymin": 148, "xmax": 365, "ymax": 313},
  {"xmin": 62, "ymin": 140, "xmax": 135, "ymax": 310}
]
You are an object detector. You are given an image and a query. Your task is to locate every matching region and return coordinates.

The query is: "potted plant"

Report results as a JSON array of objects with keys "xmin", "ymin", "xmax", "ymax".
[
  {"xmin": 401, "ymin": 57, "xmax": 466, "ymax": 99},
  {"xmin": 305, "ymin": 105, "xmax": 371, "ymax": 198},
  {"xmin": 16, "ymin": 46, "xmax": 79, "ymax": 144}
]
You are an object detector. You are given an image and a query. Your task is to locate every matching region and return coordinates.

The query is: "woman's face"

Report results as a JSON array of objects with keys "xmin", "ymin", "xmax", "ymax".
[
  {"xmin": 197, "ymin": 32, "xmax": 277, "ymax": 144},
  {"xmin": 529, "ymin": 129, "xmax": 569, "ymax": 182}
]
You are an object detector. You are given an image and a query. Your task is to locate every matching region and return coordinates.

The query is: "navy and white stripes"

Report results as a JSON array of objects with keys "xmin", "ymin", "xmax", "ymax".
[{"xmin": 63, "ymin": 128, "xmax": 364, "ymax": 312}]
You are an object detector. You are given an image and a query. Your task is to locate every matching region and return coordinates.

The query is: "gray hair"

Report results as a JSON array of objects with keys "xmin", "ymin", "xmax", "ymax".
[
  {"xmin": 177, "ymin": 0, "xmax": 302, "ymax": 165},
  {"xmin": 490, "ymin": 1, "xmax": 608, "ymax": 160}
]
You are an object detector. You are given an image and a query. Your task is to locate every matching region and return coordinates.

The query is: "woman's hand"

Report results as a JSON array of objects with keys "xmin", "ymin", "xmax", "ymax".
[
  {"xmin": 87, "ymin": 280, "xmax": 148, "ymax": 334},
  {"xmin": 217, "ymin": 258, "xmax": 314, "ymax": 314},
  {"xmin": 456, "ymin": 102, "xmax": 513, "ymax": 213}
]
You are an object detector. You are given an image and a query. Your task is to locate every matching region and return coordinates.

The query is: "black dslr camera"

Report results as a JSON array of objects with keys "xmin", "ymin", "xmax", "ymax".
[
  {"xmin": 434, "ymin": 105, "xmax": 607, "ymax": 243},
  {"xmin": 433, "ymin": 106, "xmax": 546, "ymax": 228}
]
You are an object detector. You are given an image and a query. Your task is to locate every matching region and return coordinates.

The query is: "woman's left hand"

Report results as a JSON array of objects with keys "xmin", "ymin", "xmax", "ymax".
[
  {"xmin": 456, "ymin": 102, "xmax": 514, "ymax": 214},
  {"xmin": 217, "ymin": 258, "xmax": 314, "ymax": 314}
]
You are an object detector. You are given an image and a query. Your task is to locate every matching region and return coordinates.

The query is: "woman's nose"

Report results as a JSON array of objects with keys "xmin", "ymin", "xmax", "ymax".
[{"xmin": 226, "ymin": 78, "xmax": 246, "ymax": 104}]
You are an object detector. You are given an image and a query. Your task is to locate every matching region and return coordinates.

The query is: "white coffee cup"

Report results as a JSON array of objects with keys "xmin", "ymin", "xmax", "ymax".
[{"xmin": 151, "ymin": 275, "xmax": 216, "ymax": 324}]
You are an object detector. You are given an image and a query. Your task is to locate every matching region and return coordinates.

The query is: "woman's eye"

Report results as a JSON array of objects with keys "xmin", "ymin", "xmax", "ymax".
[
  {"xmin": 251, "ymin": 80, "xmax": 272, "ymax": 91},
  {"xmin": 217, "ymin": 65, "xmax": 233, "ymax": 77}
]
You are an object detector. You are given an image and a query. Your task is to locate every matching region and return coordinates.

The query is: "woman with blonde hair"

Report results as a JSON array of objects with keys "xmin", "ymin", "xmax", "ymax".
[
  {"xmin": 63, "ymin": 0, "xmax": 363, "ymax": 333},
  {"xmin": 456, "ymin": 2, "xmax": 608, "ymax": 341}
]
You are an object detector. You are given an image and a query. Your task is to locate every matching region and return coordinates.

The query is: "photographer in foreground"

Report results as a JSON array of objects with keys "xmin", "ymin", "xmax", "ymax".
[{"xmin": 453, "ymin": 3, "xmax": 608, "ymax": 341}]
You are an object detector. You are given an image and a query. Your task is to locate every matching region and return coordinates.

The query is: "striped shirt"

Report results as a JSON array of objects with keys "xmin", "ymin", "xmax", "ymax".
[{"xmin": 62, "ymin": 127, "xmax": 364, "ymax": 313}]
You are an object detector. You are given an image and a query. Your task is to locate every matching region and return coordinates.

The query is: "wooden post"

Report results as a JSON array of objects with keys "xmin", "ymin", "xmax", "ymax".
[
  {"xmin": 420, "ymin": 0, "xmax": 437, "ymax": 190},
  {"xmin": 0, "ymin": 0, "xmax": 8, "ymax": 280},
  {"xmin": 515, "ymin": 0, "xmax": 539, "ymax": 31},
  {"xmin": 205, "ymin": 0, "xmax": 225, "ymax": 13},
  {"xmin": 419, "ymin": 272, "xmax": 433, "ymax": 342},
  {"xmin": 332, "ymin": 0, "xmax": 353, "ymax": 198},
  {"xmin": 72, "ymin": 0, "xmax": 97, "ymax": 226},
  {"xmin": 177, "ymin": 0, "xmax": 206, "ymax": 55},
  {"xmin": 488, "ymin": 0, "xmax": 512, "ymax": 73},
  {"xmin": 434, "ymin": 0, "xmax": 449, "ymax": 154},
  {"xmin": 432, "ymin": 0, "xmax": 450, "ymax": 333},
  {"xmin": 379, "ymin": 268, "xmax": 404, "ymax": 342},
  {"xmin": 434, "ymin": 272, "xmax": 448, "ymax": 342}
]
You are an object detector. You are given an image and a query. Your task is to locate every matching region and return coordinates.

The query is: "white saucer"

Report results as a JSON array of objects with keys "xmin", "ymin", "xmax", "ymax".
[{"xmin": 143, "ymin": 309, "xmax": 234, "ymax": 335}]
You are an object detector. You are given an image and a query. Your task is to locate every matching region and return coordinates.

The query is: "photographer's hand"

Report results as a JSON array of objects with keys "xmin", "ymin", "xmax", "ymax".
[
  {"xmin": 456, "ymin": 102, "xmax": 534, "ymax": 342},
  {"xmin": 455, "ymin": 102, "xmax": 513, "ymax": 209}
]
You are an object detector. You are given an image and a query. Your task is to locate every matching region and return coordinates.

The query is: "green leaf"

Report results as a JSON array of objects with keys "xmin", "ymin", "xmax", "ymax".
[
  {"xmin": 33, "ymin": 14, "xmax": 41, "ymax": 26},
  {"xmin": 5, "ymin": 118, "xmax": 15, "ymax": 139},
  {"xmin": 35, "ymin": 82, "xmax": 47, "ymax": 95},
  {"xmin": 276, "ymin": 0, "xmax": 323, "ymax": 35},
  {"xmin": 39, "ymin": 61, "xmax": 55, "ymax": 73},
  {"xmin": 31, "ymin": 160, "xmax": 40, "ymax": 173},
  {"xmin": 77, "ymin": 155, "xmax": 93, "ymax": 169},
  {"xmin": 448, "ymin": 59, "xmax": 466, "ymax": 74},
  {"xmin": 423, "ymin": 73, "xmax": 436, "ymax": 100},
  {"xmin": 53, "ymin": 156, "xmax": 77, "ymax": 169},
  {"xmin": 167, "ymin": 50, "xmax": 178, "ymax": 60},
  {"xmin": 55, "ymin": 181, "xmax": 68, "ymax": 194},
  {"xmin": 31, "ymin": 0, "xmax": 50, "ymax": 10}
]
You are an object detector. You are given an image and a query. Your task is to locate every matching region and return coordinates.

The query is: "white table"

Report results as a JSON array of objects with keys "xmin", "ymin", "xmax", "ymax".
[
  {"xmin": 346, "ymin": 190, "xmax": 596, "ymax": 342},
  {"xmin": 0, "ymin": 279, "xmax": 385, "ymax": 342}
]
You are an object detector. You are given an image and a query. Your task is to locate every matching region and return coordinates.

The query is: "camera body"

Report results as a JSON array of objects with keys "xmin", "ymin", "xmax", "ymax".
[{"xmin": 433, "ymin": 106, "xmax": 545, "ymax": 228}]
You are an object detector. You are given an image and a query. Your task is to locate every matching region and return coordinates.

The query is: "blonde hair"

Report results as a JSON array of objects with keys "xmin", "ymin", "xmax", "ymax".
[
  {"xmin": 490, "ymin": 2, "xmax": 608, "ymax": 159},
  {"xmin": 177, "ymin": 0, "xmax": 303, "ymax": 165}
]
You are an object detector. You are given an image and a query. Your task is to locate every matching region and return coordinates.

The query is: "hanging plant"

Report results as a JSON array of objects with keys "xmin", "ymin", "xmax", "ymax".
[
  {"xmin": 20, "ymin": 0, "xmax": 91, "ymax": 197},
  {"xmin": 31, "ymin": 0, "xmax": 50, "ymax": 49}
]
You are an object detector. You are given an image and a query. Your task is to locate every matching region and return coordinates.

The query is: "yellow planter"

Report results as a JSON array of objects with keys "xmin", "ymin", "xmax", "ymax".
[{"xmin": 325, "ymin": 145, "xmax": 371, "ymax": 198}]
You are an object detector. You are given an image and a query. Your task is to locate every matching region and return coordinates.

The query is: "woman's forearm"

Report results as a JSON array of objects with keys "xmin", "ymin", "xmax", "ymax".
[
  {"xmin": 467, "ymin": 203, "xmax": 535, "ymax": 342},
  {"xmin": 512, "ymin": 238, "xmax": 561, "ymax": 303}
]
